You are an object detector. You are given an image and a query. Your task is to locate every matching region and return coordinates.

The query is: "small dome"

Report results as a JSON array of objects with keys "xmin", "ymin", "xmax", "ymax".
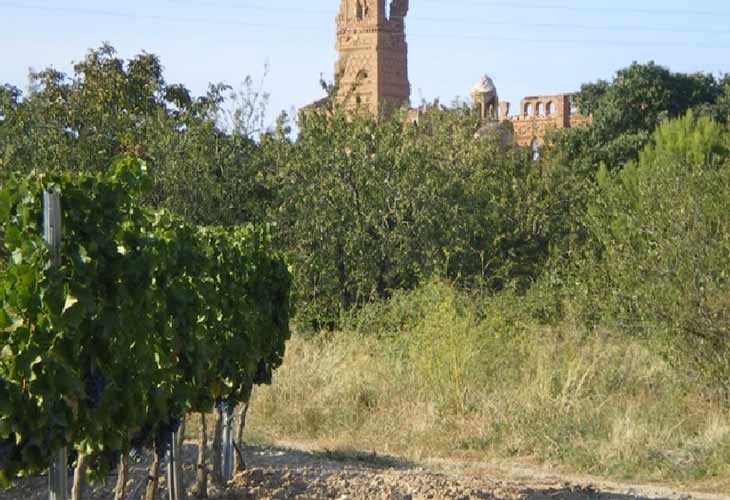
[{"xmin": 471, "ymin": 75, "xmax": 497, "ymax": 96}]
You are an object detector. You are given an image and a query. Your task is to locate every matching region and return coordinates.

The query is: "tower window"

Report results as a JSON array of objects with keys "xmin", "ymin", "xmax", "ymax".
[
  {"xmin": 524, "ymin": 103, "xmax": 532, "ymax": 117},
  {"xmin": 546, "ymin": 102, "xmax": 554, "ymax": 116}
]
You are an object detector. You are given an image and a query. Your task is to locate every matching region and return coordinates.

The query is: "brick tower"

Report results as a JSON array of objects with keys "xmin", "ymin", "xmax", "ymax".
[{"xmin": 335, "ymin": 0, "xmax": 411, "ymax": 114}]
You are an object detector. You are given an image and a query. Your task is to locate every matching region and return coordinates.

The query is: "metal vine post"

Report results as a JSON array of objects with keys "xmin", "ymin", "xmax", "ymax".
[{"xmin": 44, "ymin": 190, "xmax": 67, "ymax": 500}]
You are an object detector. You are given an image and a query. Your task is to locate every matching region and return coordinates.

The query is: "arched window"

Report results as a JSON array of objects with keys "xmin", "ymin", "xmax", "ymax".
[
  {"xmin": 531, "ymin": 139, "xmax": 540, "ymax": 161},
  {"xmin": 546, "ymin": 102, "xmax": 554, "ymax": 116},
  {"xmin": 524, "ymin": 103, "xmax": 532, "ymax": 117},
  {"xmin": 536, "ymin": 102, "xmax": 543, "ymax": 116}
]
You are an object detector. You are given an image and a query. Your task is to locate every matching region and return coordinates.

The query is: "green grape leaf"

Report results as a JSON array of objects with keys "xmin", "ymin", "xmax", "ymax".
[
  {"xmin": 11, "ymin": 249, "xmax": 23, "ymax": 265},
  {"xmin": 62, "ymin": 294, "xmax": 79, "ymax": 315}
]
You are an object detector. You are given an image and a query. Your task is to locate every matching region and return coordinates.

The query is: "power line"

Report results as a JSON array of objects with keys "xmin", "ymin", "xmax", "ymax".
[
  {"xmin": 171, "ymin": 0, "xmax": 730, "ymax": 19},
  {"xmin": 164, "ymin": 0, "xmax": 329, "ymax": 15},
  {"xmin": 412, "ymin": 17, "xmax": 730, "ymax": 36},
  {"xmin": 409, "ymin": 32, "xmax": 730, "ymax": 49},
  {"xmin": 4, "ymin": 2, "xmax": 730, "ymax": 50},
  {"xmin": 7, "ymin": 1, "xmax": 730, "ymax": 36},
  {"xmin": 163, "ymin": 0, "xmax": 730, "ymax": 33},
  {"xmin": 0, "ymin": 2, "xmax": 319, "ymax": 31},
  {"xmin": 419, "ymin": 0, "xmax": 730, "ymax": 18}
]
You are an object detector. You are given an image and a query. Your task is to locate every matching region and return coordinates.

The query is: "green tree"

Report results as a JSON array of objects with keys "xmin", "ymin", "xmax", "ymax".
[
  {"xmin": 580, "ymin": 112, "xmax": 730, "ymax": 395},
  {"xmin": 0, "ymin": 44, "xmax": 269, "ymax": 227},
  {"xmin": 548, "ymin": 62, "xmax": 722, "ymax": 170},
  {"xmin": 714, "ymin": 75, "xmax": 730, "ymax": 124},
  {"xmin": 264, "ymin": 102, "xmax": 574, "ymax": 326}
]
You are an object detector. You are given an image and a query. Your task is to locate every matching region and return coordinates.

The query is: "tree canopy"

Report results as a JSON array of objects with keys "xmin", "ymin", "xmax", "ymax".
[{"xmin": 0, "ymin": 44, "xmax": 269, "ymax": 227}]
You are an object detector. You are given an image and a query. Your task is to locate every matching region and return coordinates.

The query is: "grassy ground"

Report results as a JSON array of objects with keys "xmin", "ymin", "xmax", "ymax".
[{"xmin": 246, "ymin": 281, "xmax": 730, "ymax": 492}]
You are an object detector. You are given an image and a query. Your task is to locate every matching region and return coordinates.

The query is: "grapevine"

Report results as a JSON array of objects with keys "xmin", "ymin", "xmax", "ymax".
[{"xmin": 0, "ymin": 156, "xmax": 293, "ymax": 487}]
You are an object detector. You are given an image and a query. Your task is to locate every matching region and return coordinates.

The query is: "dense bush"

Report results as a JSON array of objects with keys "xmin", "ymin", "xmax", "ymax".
[
  {"xmin": 265, "ymin": 103, "xmax": 581, "ymax": 326},
  {"xmin": 578, "ymin": 113, "xmax": 730, "ymax": 394},
  {"xmin": 9, "ymin": 48, "xmax": 728, "ymax": 333}
]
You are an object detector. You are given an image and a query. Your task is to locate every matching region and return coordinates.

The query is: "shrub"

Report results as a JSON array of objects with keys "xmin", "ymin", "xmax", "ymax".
[{"xmin": 580, "ymin": 112, "xmax": 730, "ymax": 395}]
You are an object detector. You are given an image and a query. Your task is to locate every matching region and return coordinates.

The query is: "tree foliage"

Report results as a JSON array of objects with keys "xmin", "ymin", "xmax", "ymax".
[
  {"xmin": 548, "ymin": 62, "xmax": 724, "ymax": 170},
  {"xmin": 264, "ymin": 103, "xmax": 577, "ymax": 325},
  {"xmin": 5, "ymin": 44, "xmax": 730, "ymax": 406},
  {"xmin": 0, "ymin": 44, "xmax": 269, "ymax": 227},
  {"xmin": 579, "ymin": 113, "xmax": 730, "ymax": 393}
]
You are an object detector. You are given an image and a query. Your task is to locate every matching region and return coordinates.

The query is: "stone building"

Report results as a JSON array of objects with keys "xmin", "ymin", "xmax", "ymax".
[
  {"xmin": 471, "ymin": 75, "xmax": 592, "ymax": 150},
  {"xmin": 334, "ymin": 0, "xmax": 411, "ymax": 114},
  {"xmin": 327, "ymin": 0, "xmax": 591, "ymax": 148}
]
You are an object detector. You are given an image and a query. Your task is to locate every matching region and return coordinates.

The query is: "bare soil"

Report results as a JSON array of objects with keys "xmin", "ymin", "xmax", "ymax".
[{"xmin": 1, "ymin": 443, "xmax": 727, "ymax": 500}]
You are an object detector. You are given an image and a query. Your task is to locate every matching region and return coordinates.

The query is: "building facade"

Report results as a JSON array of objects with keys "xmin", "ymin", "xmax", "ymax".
[
  {"xmin": 471, "ymin": 76, "xmax": 592, "ymax": 147},
  {"xmin": 334, "ymin": 0, "xmax": 411, "ymax": 114},
  {"xmin": 330, "ymin": 1, "xmax": 591, "ymax": 146}
]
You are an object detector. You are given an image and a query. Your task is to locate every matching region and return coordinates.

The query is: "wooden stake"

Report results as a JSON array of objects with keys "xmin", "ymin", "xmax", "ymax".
[
  {"xmin": 144, "ymin": 448, "xmax": 162, "ymax": 500},
  {"xmin": 211, "ymin": 408, "xmax": 223, "ymax": 487},
  {"xmin": 70, "ymin": 454, "xmax": 88, "ymax": 500},
  {"xmin": 233, "ymin": 401, "xmax": 250, "ymax": 472},
  {"xmin": 192, "ymin": 414, "xmax": 208, "ymax": 499},
  {"xmin": 114, "ymin": 453, "xmax": 127, "ymax": 500}
]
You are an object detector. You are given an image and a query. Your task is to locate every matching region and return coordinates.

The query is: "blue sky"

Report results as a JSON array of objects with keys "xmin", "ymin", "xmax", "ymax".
[{"xmin": 3, "ymin": 0, "xmax": 730, "ymax": 124}]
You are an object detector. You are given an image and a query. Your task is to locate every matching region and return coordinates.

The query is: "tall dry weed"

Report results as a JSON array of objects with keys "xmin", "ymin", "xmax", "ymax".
[{"xmin": 248, "ymin": 282, "xmax": 730, "ymax": 488}]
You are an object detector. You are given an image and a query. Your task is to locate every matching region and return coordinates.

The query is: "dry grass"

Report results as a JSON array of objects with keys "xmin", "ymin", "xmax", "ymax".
[{"xmin": 246, "ymin": 282, "xmax": 730, "ymax": 491}]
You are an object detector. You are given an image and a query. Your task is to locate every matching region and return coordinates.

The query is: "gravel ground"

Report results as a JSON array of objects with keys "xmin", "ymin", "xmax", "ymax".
[{"xmin": 1, "ymin": 443, "xmax": 727, "ymax": 500}]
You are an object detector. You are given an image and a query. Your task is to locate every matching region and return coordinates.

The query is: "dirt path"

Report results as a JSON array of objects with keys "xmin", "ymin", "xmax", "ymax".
[
  {"xmin": 1, "ymin": 443, "xmax": 727, "ymax": 500},
  {"xmin": 222, "ymin": 443, "xmax": 728, "ymax": 500}
]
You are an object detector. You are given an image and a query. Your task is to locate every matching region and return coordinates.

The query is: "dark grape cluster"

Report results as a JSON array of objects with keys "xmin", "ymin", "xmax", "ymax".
[
  {"xmin": 153, "ymin": 417, "xmax": 181, "ymax": 458},
  {"xmin": 0, "ymin": 436, "xmax": 19, "ymax": 471},
  {"xmin": 83, "ymin": 367, "xmax": 107, "ymax": 408},
  {"xmin": 130, "ymin": 423, "xmax": 152, "ymax": 450},
  {"xmin": 215, "ymin": 398, "xmax": 235, "ymax": 417},
  {"xmin": 253, "ymin": 360, "xmax": 272, "ymax": 385},
  {"xmin": 41, "ymin": 429, "xmax": 52, "ymax": 452}
]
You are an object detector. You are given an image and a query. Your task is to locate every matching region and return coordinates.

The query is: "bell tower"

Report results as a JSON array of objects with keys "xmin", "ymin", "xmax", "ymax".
[{"xmin": 335, "ymin": 0, "xmax": 411, "ymax": 114}]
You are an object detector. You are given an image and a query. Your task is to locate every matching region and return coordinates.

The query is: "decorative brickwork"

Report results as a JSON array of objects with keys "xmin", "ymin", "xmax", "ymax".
[
  {"xmin": 469, "ymin": 75, "xmax": 591, "ymax": 147},
  {"xmin": 335, "ymin": 0, "xmax": 411, "ymax": 114},
  {"xmin": 501, "ymin": 94, "xmax": 591, "ymax": 146},
  {"xmin": 327, "ymin": 3, "xmax": 591, "ymax": 147}
]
